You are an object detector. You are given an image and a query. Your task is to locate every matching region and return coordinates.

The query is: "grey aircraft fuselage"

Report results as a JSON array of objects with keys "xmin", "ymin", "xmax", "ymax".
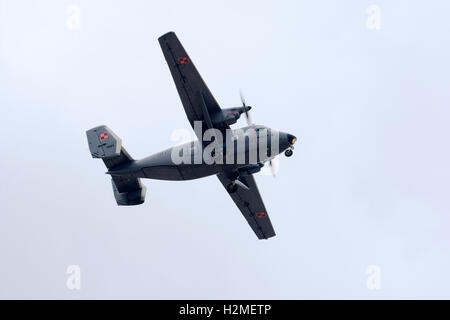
[{"xmin": 108, "ymin": 126, "xmax": 294, "ymax": 181}]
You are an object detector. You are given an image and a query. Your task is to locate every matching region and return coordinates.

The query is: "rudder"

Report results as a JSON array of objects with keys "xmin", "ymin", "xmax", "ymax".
[{"xmin": 86, "ymin": 125, "xmax": 133, "ymax": 169}]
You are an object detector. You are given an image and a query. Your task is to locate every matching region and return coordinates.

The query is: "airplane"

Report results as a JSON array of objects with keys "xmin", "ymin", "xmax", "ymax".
[{"xmin": 86, "ymin": 31, "xmax": 297, "ymax": 240}]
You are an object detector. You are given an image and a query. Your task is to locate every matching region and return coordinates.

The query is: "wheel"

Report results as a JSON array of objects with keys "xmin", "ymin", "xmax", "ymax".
[
  {"xmin": 226, "ymin": 183, "xmax": 238, "ymax": 193},
  {"xmin": 285, "ymin": 149, "xmax": 293, "ymax": 157}
]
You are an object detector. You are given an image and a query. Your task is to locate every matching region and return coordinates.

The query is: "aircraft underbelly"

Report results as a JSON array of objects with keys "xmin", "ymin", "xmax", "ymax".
[
  {"xmin": 142, "ymin": 165, "xmax": 183, "ymax": 180},
  {"xmin": 178, "ymin": 164, "xmax": 221, "ymax": 180},
  {"xmin": 141, "ymin": 164, "xmax": 221, "ymax": 181}
]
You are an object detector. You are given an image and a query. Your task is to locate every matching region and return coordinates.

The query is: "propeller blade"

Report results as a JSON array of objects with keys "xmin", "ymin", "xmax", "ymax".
[
  {"xmin": 245, "ymin": 110, "xmax": 252, "ymax": 126},
  {"xmin": 235, "ymin": 178, "xmax": 250, "ymax": 190},
  {"xmin": 239, "ymin": 90, "xmax": 253, "ymax": 126},
  {"xmin": 269, "ymin": 159, "xmax": 276, "ymax": 177},
  {"xmin": 239, "ymin": 89, "xmax": 246, "ymax": 106}
]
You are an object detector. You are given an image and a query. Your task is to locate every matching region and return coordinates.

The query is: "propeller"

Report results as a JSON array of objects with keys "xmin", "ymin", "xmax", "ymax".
[
  {"xmin": 239, "ymin": 90, "xmax": 252, "ymax": 126},
  {"xmin": 239, "ymin": 90, "xmax": 277, "ymax": 177},
  {"xmin": 269, "ymin": 159, "xmax": 276, "ymax": 177}
]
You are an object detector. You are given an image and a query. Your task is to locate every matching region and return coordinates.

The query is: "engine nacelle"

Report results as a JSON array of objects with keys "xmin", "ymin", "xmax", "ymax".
[{"xmin": 211, "ymin": 107, "xmax": 245, "ymax": 126}]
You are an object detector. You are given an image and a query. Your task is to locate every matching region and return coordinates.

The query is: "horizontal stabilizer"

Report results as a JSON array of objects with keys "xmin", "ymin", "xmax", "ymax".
[{"xmin": 112, "ymin": 177, "xmax": 146, "ymax": 206}]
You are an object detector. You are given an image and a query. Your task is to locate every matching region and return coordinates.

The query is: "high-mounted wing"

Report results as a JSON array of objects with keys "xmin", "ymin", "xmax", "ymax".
[
  {"xmin": 158, "ymin": 32, "xmax": 226, "ymax": 139},
  {"xmin": 217, "ymin": 173, "xmax": 276, "ymax": 239}
]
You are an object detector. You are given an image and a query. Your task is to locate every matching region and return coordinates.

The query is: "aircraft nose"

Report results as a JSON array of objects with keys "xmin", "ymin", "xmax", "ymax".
[
  {"xmin": 277, "ymin": 132, "xmax": 295, "ymax": 151},
  {"xmin": 287, "ymin": 134, "xmax": 297, "ymax": 145}
]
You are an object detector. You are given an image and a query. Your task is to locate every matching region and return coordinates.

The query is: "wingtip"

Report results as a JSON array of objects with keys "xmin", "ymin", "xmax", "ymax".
[{"xmin": 158, "ymin": 31, "xmax": 176, "ymax": 41}]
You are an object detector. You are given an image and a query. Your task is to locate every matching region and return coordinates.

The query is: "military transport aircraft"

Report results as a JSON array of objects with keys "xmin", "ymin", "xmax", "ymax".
[{"xmin": 86, "ymin": 31, "xmax": 297, "ymax": 239}]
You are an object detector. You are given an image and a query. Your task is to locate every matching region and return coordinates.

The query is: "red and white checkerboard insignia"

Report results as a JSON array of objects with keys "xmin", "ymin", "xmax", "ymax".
[
  {"xmin": 99, "ymin": 132, "xmax": 109, "ymax": 141},
  {"xmin": 178, "ymin": 56, "xmax": 189, "ymax": 65},
  {"xmin": 256, "ymin": 211, "xmax": 267, "ymax": 218}
]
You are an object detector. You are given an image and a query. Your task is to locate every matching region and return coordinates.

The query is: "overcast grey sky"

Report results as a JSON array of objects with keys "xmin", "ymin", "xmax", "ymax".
[{"xmin": 1, "ymin": 0, "xmax": 450, "ymax": 299}]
